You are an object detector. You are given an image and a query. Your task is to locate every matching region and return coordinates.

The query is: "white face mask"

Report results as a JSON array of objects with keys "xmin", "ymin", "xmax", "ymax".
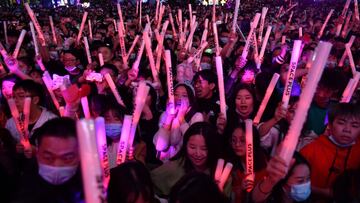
[
  {"xmin": 38, "ymin": 163, "xmax": 78, "ymax": 185},
  {"xmin": 65, "ymin": 66, "xmax": 77, "ymax": 72},
  {"xmin": 289, "ymin": 181, "xmax": 311, "ymax": 201}
]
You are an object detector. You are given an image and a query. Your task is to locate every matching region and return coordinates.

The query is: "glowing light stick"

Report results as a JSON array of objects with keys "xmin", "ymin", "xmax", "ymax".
[
  {"xmin": 98, "ymin": 53, "xmax": 104, "ymax": 66},
  {"xmin": 241, "ymin": 13, "xmax": 261, "ymax": 60},
  {"xmin": 29, "ymin": 22, "xmax": 40, "ymax": 56},
  {"xmin": 215, "ymin": 56, "xmax": 227, "ymax": 119},
  {"xmin": 187, "ymin": 41, "xmax": 209, "ymax": 64},
  {"xmin": 165, "ymin": 50, "xmax": 175, "ymax": 114},
  {"xmin": 24, "ymin": 3, "xmax": 45, "ymax": 46},
  {"xmin": 139, "ymin": 0, "xmax": 142, "ymax": 28},
  {"xmin": 281, "ymin": 3, "xmax": 298, "ymax": 17},
  {"xmin": 341, "ymin": 78, "xmax": 355, "ymax": 103},
  {"xmin": 104, "ymin": 73, "xmax": 125, "ymax": 107},
  {"xmin": 281, "ymin": 35, "xmax": 286, "ymax": 44},
  {"xmin": 189, "ymin": 4, "xmax": 193, "ymax": 26},
  {"xmin": 355, "ymin": 0, "xmax": 359, "ymax": 21},
  {"xmin": 214, "ymin": 159, "xmax": 225, "ymax": 182},
  {"xmin": 288, "ymin": 11, "xmax": 294, "ymax": 23},
  {"xmin": 95, "ymin": 119, "xmax": 109, "ymax": 188},
  {"xmin": 83, "ymin": 37, "xmax": 92, "ymax": 64},
  {"xmin": 299, "ymin": 27, "xmax": 303, "ymax": 38},
  {"xmin": 212, "ymin": 1, "xmax": 216, "ymax": 22},
  {"xmin": 49, "ymin": 16, "xmax": 57, "ymax": 44},
  {"xmin": 117, "ymin": 3, "xmax": 125, "ymax": 32},
  {"xmin": 77, "ymin": 119, "xmax": 106, "ymax": 203},
  {"xmin": 116, "ymin": 115, "xmax": 132, "ymax": 165},
  {"xmin": 218, "ymin": 163, "xmax": 233, "ymax": 191},
  {"xmin": 143, "ymin": 31, "xmax": 160, "ymax": 83},
  {"xmin": 157, "ymin": 5, "xmax": 164, "ymax": 30},
  {"xmin": 178, "ymin": 9, "xmax": 183, "ymax": 34},
  {"xmin": 42, "ymin": 71, "xmax": 60, "ymax": 110},
  {"xmin": 155, "ymin": 0, "xmax": 160, "ymax": 21},
  {"xmin": 232, "ymin": 0, "xmax": 240, "ymax": 33},
  {"xmin": 59, "ymin": 106, "xmax": 65, "ymax": 117},
  {"xmin": 3, "ymin": 21, "xmax": 8, "ymax": 45},
  {"xmin": 343, "ymin": 72, "xmax": 360, "ymax": 103},
  {"xmin": 345, "ymin": 45, "xmax": 357, "ymax": 76},
  {"xmin": 341, "ymin": 0, "xmax": 351, "ymax": 18},
  {"xmin": 257, "ymin": 26, "xmax": 272, "ymax": 70},
  {"xmin": 23, "ymin": 97, "xmax": 31, "ymax": 140},
  {"xmin": 317, "ymin": 9, "xmax": 334, "ymax": 39},
  {"xmin": 81, "ymin": 96, "xmax": 91, "ymax": 119},
  {"xmin": 127, "ymin": 35, "xmax": 140, "ymax": 58},
  {"xmin": 77, "ymin": 12, "xmax": 88, "ymax": 44},
  {"xmin": 279, "ymin": 41, "xmax": 332, "ymax": 165},
  {"xmin": 185, "ymin": 21, "xmax": 198, "ymax": 51},
  {"xmin": 253, "ymin": 73, "xmax": 280, "ymax": 125},
  {"xmin": 245, "ymin": 119, "xmax": 254, "ymax": 192},
  {"xmin": 339, "ymin": 35, "xmax": 356, "ymax": 67},
  {"xmin": 88, "ymin": 20, "xmax": 93, "ymax": 41},
  {"xmin": 213, "ymin": 22, "xmax": 220, "ymax": 56},
  {"xmin": 117, "ymin": 21, "xmax": 128, "ymax": 65},
  {"xmin": 136, "ymin": 0, "xmax": 139, "ymax": 15},
  {"xmin": 132, "ymin": 40, "xmax": 145, "ymax": 72},
  {"xmin": 341, "ymin": 12, "xmax": 352, "ymax": 38},
  {"xmin": 12, "ymin": 30, "xmax": 26, "ymax": 58},
  {"xmin": 169, "ymin": 12, "xmax": 178, "ymax": 39},
  {"xmin": 258, "ymin": 7, "xmax": 268, "ymax": 43}
]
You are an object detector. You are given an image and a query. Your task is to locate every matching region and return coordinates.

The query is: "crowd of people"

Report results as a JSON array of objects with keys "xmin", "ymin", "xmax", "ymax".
[{"xmin": 0, "ymin": 0, "xmax": 360, "ymax": 202}]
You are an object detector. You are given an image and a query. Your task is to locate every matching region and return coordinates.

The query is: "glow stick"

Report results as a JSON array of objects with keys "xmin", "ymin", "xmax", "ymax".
[
  {"xmin": 252, "ymin": 32, "xmax": 259, "ymax": 61},
  {"xmin": 232, "ymin": 0, "xmax": 240, "ymax": 33},
  {"xmin": 139, "ymin": 1, "xmax": 142, "ymax": 28},
  {"xmin": 345, "ymin": 45, "xmax": 357, "ymax": 76},
  {"xmin": 143, "ymin": 31, "xmax": 160, "ymax": 83},
  {"xmin": 341, "ymin": 78, "xmax": 355, "ymax": 103},
  {"xmin": 184, "ymin": 20, "xmax": 189, "ymax": 36},
  {"xmin": 281, "ymin": 35, "xmax": 286, "ymax": 44},
  {"xmin": 317, "ymin": 9, "xmax": 334, "ymax": 39},
  {"xmin": 81, "ymin": 96, "xmax": 91, "ymax": 119},
  {"xmin": 132, "ymin": 40, "xmax": 145, "ymax": 72},
  {"xmin": 83, "ymin": 37, "xmax": 92, "ymax": 64},
  {"xmin": 88, "ymin": 20, "xmax": 93, "ymax": 41},
  {"xmin": 225, "ymin": 13, "xmax": 229, "ymax": 24},
  {"xmin": 336, "ymin": 24, "xmax": 343, "ymax": 37},
  {"xmin": 245, "ymin": 119, "xmax": 254, "ymax": 191},
  {"xmin": 95, "ymin": 117, "xmax": 109, "ymax": 189},
  {"xmin": 127, "ymin": 35, "xmax": 140, "ymax": 58},
  {"xmin": 204, "ymin": 18, "xmax": 209, "ymax": 30},
  {"xmin": 288, "ymin": 11, "xmax": 294, "ymax": 23},
  {"xmin": 29, "ymin": 22, "xmax": 40, "ymax": 56},
  {"xmin": 185, "ymin": 22, "xmax": 198, "ymax": 51},
  {"xmin": 214, "ymin": 159, "xmax": 225, "ymax": 182},
  {"xmin": 59, "ymin": 106, "xmax": 65, "ymax": 117},
  {"xmin": 241, "ymin": 13, "xmax": 261, "ymax": 60},
  {"xmin": 3, "ymin": 21, "xmax": 8, "ymax": 45},
  {"xmin": 117, "ymin": 3, "xmax": 125, "ymax": 32},
  {"xmin": 157, "ymin": 5, "xmax": 164, "ymax": 30},
  {"xmin": 299, "ymin": 27, "xmax": 303, "ymax": 38},
  {"xmin": 215, "ymin": 56, "xmax": 227, "ymax": 120},
  {"xmin": 7, "ymin": 99, "xmax": 30, "ymax": 149},
  {"xmin": 201, "ymin": 29, "xmax": 208, "ymax": 45},
  {"xmin": 355, "ymin": 0, "xmax": 359, "ymax": 21},
  {"xmin": 155, "ymin": 0, "xmax": 160, "ymax": 21},
  {"xmin": 12, "ymin": 30, "xmax": 26, "ymax": 58},
  {"xmin": 276, "ymin": 6, "xmax": 284, "ymax": 18},
  {"xmin": 104, "ymin": 73, "xmax": 126, "ymax": 107},
  {"xmin": 77, "ymin": 119, "xmax": 106, "ymax": 203},
  {"xmin": 253, "ymin": 73, "xmax": 280, "ymax": 125},
  {"xmin": 257, "ymin": 26, "xmax": 272, "ymax": 70},
  {"xmin": 258, "ymin": 7, "xmax": 268, "ymax": 43},
  {"xmin": 98, "ymin": 53, "xmax": 104, "ymax": 66},
  {"xmin": 76, "ymin": 12, "xmax": 88, "ymax": 44},
  {"xmin": 36, "ymin": 56, "xmax": 46, "ymax": 72},
  {"xmin": 218, "ymin": 163, "xmax": 233, "ymax": 191},
  {"xmin": 165, "ymin": 50, "xmax": 175, "ymax": 114},
  {"xmin": 212, "ymin": 1, "xmax": 216, "ymax": 22},
  {"xmin": 187, "ymin": 41, "xmax": 208, "ymax": 64},
  {"xmin": 339, "ymin": 35, "xmax": 356, "ymax": 67},
  {"xmin": 24, "ymin": 3, "xmax": 45, "ymax": 46},
  {"xmin": 282, "ymin": 3, "xmax": 298, "ymax": 17},
  {"xmin": 282, "ymin": 40, "xmax": 302, "ymax": 108},
  {"xmin": 178, "ymin": 9, "xmax": 183, "ymax": 34},
  {"xmin": 280, "ymin": 41, "xmax": 332, "ymax": 165},
  {"xmin": 136, "ymin": 0, "xmax": 139, "ymax": 15},
  {"xmin": 23, "ymin": 97, "xmax": 31, "ymax": 140},
  {"xmin": 116, "ymin": 115, "xmax": 132, "ymax": 165},
  {"xmin": 169, "ymin": 12, "xmax": 178, "ymax": 39},
  {"xmin": 341, "ymin": 0, "xmax": 351, "ymax": 18},
  {"xmin": 341, "ymin": 12, "xmax": 352, "ymax": 38},
  {"xmin": 213, "ymin": 22, "xmax": 220, "ymax": 56},
  {"xmin": 189, "ymin": 4, "xmax": 193, "ymax": 26},
  {"xmin": 117, "ymin": 21, "xmax": 128, "ymax": 65},
  {"xmin": 344, "ymin": 72, "xmax": 360, "ymax": 103},
  {"xmin": 113, "ymin": 19, "xmax": 118, "ymax": 32},
  {"xmin": 128, "ymin": 82, "xmax": 150, "ymax": 149},
  {"xmin": 49, "ymin": 16, "xmax": 57, "ymax": 44},
  {"xmin": 42, "ymin": 71, "xmax": 60, "ymax": 110}
]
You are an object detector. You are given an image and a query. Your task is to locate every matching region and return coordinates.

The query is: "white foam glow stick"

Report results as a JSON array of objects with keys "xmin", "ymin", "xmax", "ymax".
[
  {"xmin": 23, "ymin": 97, "xmax": 31, "ymax": 140},
  {"xmin": 88, "ymin": 20, "xmax": 93, "ymax": 41},
  {"xmin": 225, "ymin": 13, "xmax": 229, "ymax": 24},
  {"xmin": 253, "ymin": 32, "xmax": 259, "ymax": 60},
  {"xmin": 256, "ymin": 26, "xmax": 272, "ymax": 70},
  {"xmin": 116, "ymin": 115, "xmax": 132, "ymax": 165},
  {"xmin": 117, "ymin": 3, "xmax": 125, "ymax": 32},
  {"xmin": 213, "ymin": 22, "xmax": 220, "ymax": 56},
  {"xmin": 104, "ymin": 73, "xmax": 125, "ymax": 107},
  {"xmin": 218, "ymin": 163, "xmax": 233, "ymax": 191},
  {"xmin": 77, "ymin": 119, "xmax": 106, "ymax": 203},
  {"xmin": 345, "ymin": 72, "xmax": 360, "ymax": 102},
  {"xmin": 339, "ymin": 35, "xmax": 356, "ymax": 67},
  {"xmin": 317, "ymin": 9, "xmax": 334, "ymax": 39},
  {"xmin": 245, "ymin": 119, "xmax": 254, "ymax": 191},
  {"xmin": 24, "ymin": 3, "xmax": 45, "ymax": 46},
  {"xmin": 7, "ymin": 99, "xmax": 30, "ymax": 149},
  {"xmin": 189, "ymin": 4, "xmax": 193, "ymax": 26},
  {"xmin": 128, "ymin": 82, "xmax": 150, "ymax": 149},
  {"xmin": 136, "ymin": 0, "xmax": 139, "ymax": 15},
  {"xmin": 215, "ymin": 159, "xmax": 225, "ymax": 182},
  {"xmin": 12, "ymin": 30, "xmax": 26, "ymax": 58},
  {"xmin": 143, "ymin": 31, "xmax": 160, "ymax": 83},
  {"xmin": 132, "ymin": 40, "xmax": 145, "ymax": 72},
  {"xmin": 29, "ymin": 22, "xmax": 39, "ymax": 56},
  {"xmin": 155, "ymin": 0, "xmax": 160, "ymax": 21},
  {"xmin": 185, "ymin": 22, "xmax": 198, "ymax": 51},
  {"xmin": 341, "ymin": 78, "xmax": 356, "ymax": 103},
  {"xmin": 95, "ymin": 117, "xmax": 110, "ymax": 189},
  {"xmin": 49, "ymin": 16, "xmax": 57, "ymax": 44},
  {"xmin": 98, "ymin": 53, "xmax": 104, "ymax": 66},
  {"xmin": 83, "ymin": 37, "xmax": 92, "ymax": 64},
  {"xmin": 232, "ymin": 0, "xmax": 241, "ymax": 33},
  {"xmin": 178, "ymin": 9, "xmax": 183, "ymax": 34},
  {"xmin": 253, "ymin": 73, "xmax": 280, "ymax": 125},
  {"xmin": 117, "ymin": 21, "xmax": 128, "ymax": 65},
  {"xmin": 81, "ymin": 96, "xmax": 91, "ymax": 119},
  {"xmin": 187, "ymin": 41, "xmax": 208, "ymax": 64},
  {"xmin": 3, "ymin": 21, "xmax": 8, "ymax": 45},
  {"xmin": 157, "ymin": 5, "xmax": 164, "ymax": 30},
  {"xmin": 139, "ymin": 1, "xmax": 142, "ymax": 28},
  {"xmin": 280, "ymin": 41, "xmax": 332, "ymax": 165},
  {"xmin": 345, "ymin": 45, "xmax": 357, "ymax": 76},
  {"xmin": 299, "ymin": 27, "xmax": 303, "ymax": 38},
  {"xmin": 212, "ymin": 1, "xmax": 216, "ymax": 22},
  {"xmin": 341, "ymin": 12, "xmax": 352, "ymax": 38},
  {"xmin": 241, "ymin": 13, "xmax": 261, "ymax": 60},
  {"xmin": 288, "ymin": 11, "xmax": 294, "ymax": 23},
  {"xmin": 42, "ymin": 71, "xmax": 60, "ymax": 110},
  {"xmin": 77, "ymin": 12, "xmax": 88, "ymax": 44},
  {"xmin": 355, "ymin": 0, "xmax": 359, "ymax": 21},
  {"xmin": 282, "ymin": 40, "xmax": 302, "ymax": 108},
  {"xmin": 169, "ymin": 12, "xmax": 178, "ymax": 39},
  {"xmin": 59, "ymin": 106, "xmax": 65, "ymax": 117},
  {"xmin": 282, "ymin": 3, "xmax": 298, "ymax": 17},
  {"xmin": 258, "ymin": 7, "xmax": 268, "ymax": 43},
  {"xmin": 281, "ymin": 35, "xmax": 286, "ymax": 44},
  {"xmin": 113, "ymin": 19, "xmax": 118, "ymax": 32},
  {"xmin": 341, "ymin": 0, "xmax": 351, "ymax": 18},
  {"xmin": 165, "ymin": 50, "xmax": 175, "ymax": 114},
  {"xmin": 127, "ymin": 35, "xmax": 140, "ymax": 58},
  {"xmin": 215, "ymin": 56, "xmax": 227, "ymax": 119}
]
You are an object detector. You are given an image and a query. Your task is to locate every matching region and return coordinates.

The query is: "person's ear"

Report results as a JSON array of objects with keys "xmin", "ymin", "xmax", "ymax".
[
  {"xmin": 209, "ymin": 83, "xmax": 216, "ymax": 91},
  {"xmin": 32, "ymin": 96, "xmax": 40, "ymax": 106}
]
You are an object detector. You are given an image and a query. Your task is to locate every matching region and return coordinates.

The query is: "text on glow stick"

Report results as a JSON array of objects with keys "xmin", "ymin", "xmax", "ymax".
[
  {"xmin": 29, "ymin": 22, "xmax": 39, "ymax": 56},
  {"xmin": 279, "ymin": 41, "xmax": 332, "ymax": 165},
  {"xmin": 241, "ymin": 13, "xmax": 261, "ymax": 60},
  {"xmin": 81, "ymin": 96, "xmax": 91, "ymax": 119},
  {"xmin": 77, "ymin": 119, "xmax": 106, "ymax": 203},
  {"xmin": 245, "ymin": 119, "xmax": 254, "ymax": 192},
  {"xmin": 12, "ymin": 30, "xmax": 26, "ymax": 59},
  {"xmin": 24, "ymin": 3, "xmax": 46, "ymax": 46},
  {"xmin": 95, "ymin": 117, "xmax": 110, "ymax": 189},
  {"xmin": 215, "ymin": 56, "xmax": 227, "ymax": 120},
  {"xmin": 232, "ymin": 0, "xmax": 241, "ymax": 33},
  {"xmin": 282, "ymin": 40, "xmax": 302, "ymax": 108},
  {"xmin": 165, "ymin": 50, "xmax": 175, "ymax": 114},
  {"xmin": 104, "ymin": 73, "xmax": 126, "ymax": 107},
  {"xmin": 77, "ymin": 12, "xmax": 88, "ymax": 44},
  {"xmin": 117, "ymin": 115, "xmax": 133, "ymax": 165},
  {"xmin": 7, "ymin": 99, "xmax": 29, "ymax": 148},
  {"xmin": 253, "ymin": 73, "xmax": 280, "ymax": 125}
]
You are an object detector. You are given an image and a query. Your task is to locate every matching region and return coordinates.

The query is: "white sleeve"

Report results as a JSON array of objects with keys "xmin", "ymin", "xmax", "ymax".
[{"xmin": 258, "ymin": 123, "xmax": 280, "ymax": 151}]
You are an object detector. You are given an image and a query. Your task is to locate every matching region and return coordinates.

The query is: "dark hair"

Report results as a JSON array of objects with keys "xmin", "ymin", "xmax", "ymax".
[
  {"xmin": 62, "ymin": 49, "xmax": 80, "ymax": 60},
  {"xmin": 13, "ymin": 79, "xmax": 45, "ymax": 106},
  {"xmin": 318, "ymin": 69, "xmax": 345, "ymax": 92},
  {"xmin": 229, "ymin": 84, "xmax": 259, "ymax": 119},
  {"xmin": 193, "ymin": 69, "xmax": 217, "ymax": 87},
  {"xmin": 328, "ymin": 103, "xmax": 360, "ymax": 124},
  {"xmin": 169, "ymin": 172, "xmax": 229, "ymax": 203},
  {"xmin": 107, "ymin": 161, "xmax": 157, "ymax": 203},
  {"xmin": 33, "ymin": 118, "xmax": 76, "ymax": 146},
  {"xmin": 99, "ymin": 64, "xmax": 119, "ymax": 76},
  {"xmin": 171, "ymin": 122, "xmax": 220, "ymax": 175}
]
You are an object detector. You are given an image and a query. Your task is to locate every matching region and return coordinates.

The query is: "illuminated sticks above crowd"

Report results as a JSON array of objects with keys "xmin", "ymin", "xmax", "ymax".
[
  {"xmin": 318, "ymin": 9, "xmax": 334, "ymax": 39},
  {"xmin": 339, "ymin": 35, "xmax": 356, "ymax": 67},
  {"xmin": 232, "ymin": 0, "xmax": 240, "ymax": 33},
  {"xmin": 24, "ymin": 3, "xmax": 45, "ymax": 46},
  {"xmin": 245, "ymin": 119, "xmax": 254, "ymax": 192},
  {"xmin": 49, "ymin": 16, "xmax": 57, "ymax": 44},
  {"xmin": 29, "ymin": 22, "xmax": 40, "ymax": 56},
  {"xmin": 77, "ymin": 12, "xmax": 88, "ymax": 44},
  {"xmin": 241, "ymin": 13, "xmax": 261, "ymax": 61},
  {"xmin": 215, "ymin": 159, "xmax": 233, "ymax": 192},
  {"xmin": 165, "ymin": 50, "xmax": 175, "ymax": 114},
  {"xmin": 258, "ymin": 7, "xmax": 268, "ymax": 44},
  {"xmin": 12, "ymin": 30, "xmax": 26, "ymax": 59}
]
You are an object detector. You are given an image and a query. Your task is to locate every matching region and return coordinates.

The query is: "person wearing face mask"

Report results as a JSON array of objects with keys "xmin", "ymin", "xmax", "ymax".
[
  {"xmin": 13, "ymin": 118, "xmax": 84, "ymax": 203},
  {"xmin": 58, "ymin": 49, "xmax": 84, "ymax": 84},
  {"xmin": 252, "ymin": 152, "xmax": 312, "ymax": 203}
]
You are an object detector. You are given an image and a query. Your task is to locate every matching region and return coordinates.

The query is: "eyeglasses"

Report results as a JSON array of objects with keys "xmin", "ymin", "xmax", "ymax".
[{"xmin": 13, "ymin": 94, "xmax": 33, "ymax": 100}]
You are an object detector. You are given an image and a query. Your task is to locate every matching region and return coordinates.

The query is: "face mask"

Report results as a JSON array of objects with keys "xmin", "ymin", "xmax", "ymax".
[
  {"xmin": 200, "ymin": 63, "xmax": 212, "ymax": 70},
  {"xmin": 328, "ymin": 135, "xmax": 355, "ymax": 148},
  {"xmin": 65, "ymin": 66, "xmax": 77, "ymax": 72},
  {"xmin": 38, "ymin": 163, "xmax": 78, "ymax": 185},
  {"xmin": 289, "ymin": 181, "xmax": 311, "ymax": 202},
  {"xmin": 220, "ymin": 37, "xmax": 229, "ymax": 44},
  {"xmin": 105, "ymin": 123, "xmax": 122, "ymax": 139}
]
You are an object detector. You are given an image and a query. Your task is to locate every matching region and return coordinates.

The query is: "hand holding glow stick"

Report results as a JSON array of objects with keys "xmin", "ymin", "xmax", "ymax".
[
  {"xmin": 187, "ymin": 41, "xmax": 208, "ymax": 64},
  {"xmin": 279, "ymin": 41, "xmax": 332, "ymax": 165},
  {"xmin": 81, "ymin": 96, "xmax": 91, "ymax": 119},
  {"xmin": 104, "ymin": 73, "xmax": 125, "ymax": 107},
  {"xmin": 83, "ymin": 37, "xmax": 92, "ymax": 64},
  {"xmin": 245, "ymin": 119, "xmax": 254, "ymax": 192},
  {"xmin": 317, "ymin": 9, "xmax": 334, "ymax": 39},
  {"xmin": 253, "ymin": 73, "xmax": 280, "ymax": 125},
  {"xmin": 77, "ymin": 119, "xmax": 106, "ymax": 203},
  {"xmin": 215, "ymin": 56, "xmax": 227, "ymax": 120},
  {"xmin": 49, "ymin": 16, "xmax": 57, "ymax": 44},
  {"xmin": 95, "ymin": 117, "xmax": 110, "ymax": 189},
  {"xmin": 77, "ymin": 12, "xmax": 88, "ymax": 44},
  {"xmin": 12, "ymin": 30, "xmax": 26, "ymax": 59},
  {"xmin": 24, "ymin": 3, "xmax": 45, "ymax": 46},
  {"xmin": 282, "ymin": 40, "xmax": 302, "ymax": 108},
  {"xmin": 42, "ymin": 71, "xmax": 60, "ymax": 110},
  {"xmin": 232, "ymin": 0, "xmax": 241, "ymax": 33},
  {"xmin": 241, "ymin": 13, "xmax": 261, "ymax": 60}
]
